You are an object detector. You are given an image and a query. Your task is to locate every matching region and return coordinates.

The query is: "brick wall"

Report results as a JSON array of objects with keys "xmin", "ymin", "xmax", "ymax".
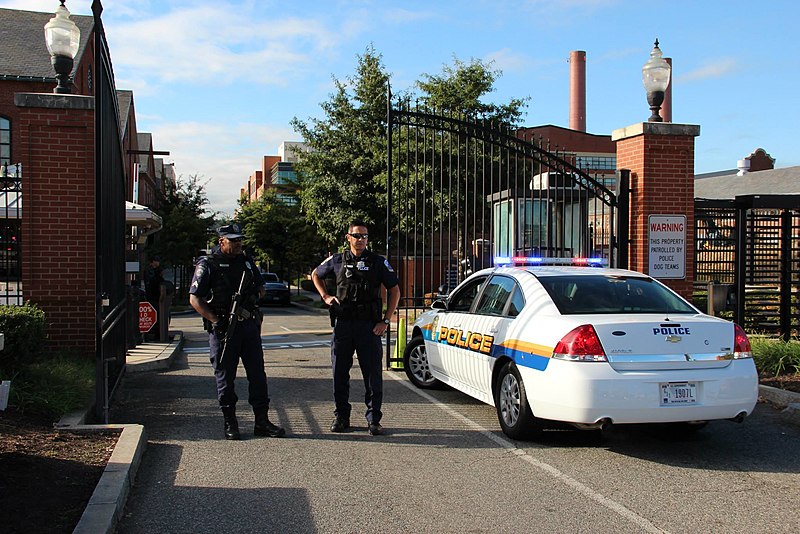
[
  {"xmin": 613, "ymin": 122, "xmax": 700, "ymax": 300},
  {"xmin": 16, "ymin": 94, "xmax": 96, "ymax": 357}
]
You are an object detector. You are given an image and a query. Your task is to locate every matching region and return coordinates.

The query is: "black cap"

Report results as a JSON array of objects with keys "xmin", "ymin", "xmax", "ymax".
[{"xmin": 217, "ymin": 223, "xmax": 244, "ymax": 239}]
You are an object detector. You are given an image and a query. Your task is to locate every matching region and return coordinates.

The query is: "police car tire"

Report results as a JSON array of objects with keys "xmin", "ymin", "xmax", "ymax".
[
  {"xmin": 403, "ymin": 337, "xmax": 442, "ymax": 389},
  {"xmin": 495, "ymin": 361, "xmax": 541, "ymax": 440}
]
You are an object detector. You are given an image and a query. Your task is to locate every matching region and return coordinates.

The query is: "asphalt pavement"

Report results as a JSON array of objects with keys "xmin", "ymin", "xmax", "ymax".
[{"xmin": 86, "ymin": 306, "xmax": 800, "ymax": 534}]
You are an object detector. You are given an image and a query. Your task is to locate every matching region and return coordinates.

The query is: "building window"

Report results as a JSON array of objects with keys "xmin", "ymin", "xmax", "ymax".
[{"xmin": 0, "ymin": 116, "xmax": 10, "ymax": 166}]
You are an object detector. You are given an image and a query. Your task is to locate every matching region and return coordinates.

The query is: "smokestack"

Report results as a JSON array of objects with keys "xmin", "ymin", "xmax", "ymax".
[
  {"xmin": 569, "ymin": 50, "xmax": 586, "ymax": 131},
  {"xmin": 661, "ymin": 57, "xmax": 673, "ymax": 122}
]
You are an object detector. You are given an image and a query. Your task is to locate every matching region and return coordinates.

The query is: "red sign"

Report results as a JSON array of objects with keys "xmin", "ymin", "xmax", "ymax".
[{"xmin": 139, "ymin": 301, "xmax": 158, "ymax": 333}]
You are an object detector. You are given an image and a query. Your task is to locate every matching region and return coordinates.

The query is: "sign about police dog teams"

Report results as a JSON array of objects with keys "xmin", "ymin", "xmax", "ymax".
[{"xmin": 648, "ymin": 215, "xmax": 686, "ymax": 279}]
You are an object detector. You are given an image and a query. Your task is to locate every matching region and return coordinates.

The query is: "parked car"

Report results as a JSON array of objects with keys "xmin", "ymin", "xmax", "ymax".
[
  {"xmin": 259, "ymin": 272, "xmax": 291, "ymax": 306},
  {"xmin": 404, "ymin": 259, "xmax": 758, "ymax": 440}
]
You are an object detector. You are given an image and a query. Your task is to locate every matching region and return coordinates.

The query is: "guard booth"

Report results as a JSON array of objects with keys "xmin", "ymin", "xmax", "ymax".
[{"xmin": 489, "ymin": 171, "xmax": 614, "ymax": 260}]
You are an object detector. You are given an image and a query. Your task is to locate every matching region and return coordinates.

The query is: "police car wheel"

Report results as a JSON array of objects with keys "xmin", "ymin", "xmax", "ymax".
[
  {"xmin": 403, "ymin": 337, "xmax": 441, "ymax": 389},
  {"xmin": 495, "ymin": 361, "xmax": 541, "ymax": 440}
]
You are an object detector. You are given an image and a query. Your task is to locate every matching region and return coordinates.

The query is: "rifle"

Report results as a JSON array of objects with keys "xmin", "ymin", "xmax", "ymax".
[{"xmin": 218, "ymin": 270, "xmax": 253, "ymax": 367}]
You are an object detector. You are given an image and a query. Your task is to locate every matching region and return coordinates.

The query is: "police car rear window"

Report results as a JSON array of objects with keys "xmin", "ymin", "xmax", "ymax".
[{"xmin": 538, "ymin": 275, "xmax": 696, "ymax": 315}]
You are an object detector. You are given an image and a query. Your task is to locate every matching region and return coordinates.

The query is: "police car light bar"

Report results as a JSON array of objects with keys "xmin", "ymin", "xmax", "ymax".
[{"xmin": 494, "ymin": 256, "xmax": 607, "ymax": 267}]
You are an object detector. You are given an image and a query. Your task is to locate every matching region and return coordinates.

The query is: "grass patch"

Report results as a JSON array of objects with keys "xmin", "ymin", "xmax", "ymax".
[
  {"xmin": 8, "ymin": 354, "xmax": 94, "ymax": 418},
  {"xmin": 751, "ymin": 337, "xmax": 800, "ymax": 377}
]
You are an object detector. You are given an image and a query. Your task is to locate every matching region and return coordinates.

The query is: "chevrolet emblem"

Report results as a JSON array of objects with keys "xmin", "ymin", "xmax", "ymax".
[{"xmin": 665, "ymin": 335, "xmax": 681, "ymax": 343}]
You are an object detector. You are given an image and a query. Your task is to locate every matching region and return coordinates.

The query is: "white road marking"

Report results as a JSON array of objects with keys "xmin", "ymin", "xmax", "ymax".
[
  {"xmin": 182, "ymin": 340, "xmax": 331, "ymax": 354},
  {"xmin": 388, "ymin": 372, "xmax": 669, "ymax": 534}
]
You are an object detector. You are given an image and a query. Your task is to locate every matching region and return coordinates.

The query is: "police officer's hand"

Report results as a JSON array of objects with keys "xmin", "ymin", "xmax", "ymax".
[
  {"xmin": 321, "ymin": 294, "xmax": 339, "ymax": 306},
  {"xmin": 212, "ymin": 317, "xmax": 229, "ymax": 337},
  {"xmin": 373, "ymin": 321, "xmax": 389, "ymax": 336}
]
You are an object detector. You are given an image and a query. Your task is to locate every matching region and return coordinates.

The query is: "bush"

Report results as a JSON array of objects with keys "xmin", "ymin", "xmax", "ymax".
[
  {"xmin": 9, "ymin": 353, "xmax": 94, "ymax": 417},
  {"xmin": 751, "ymin": 337, "xmax": 800, "ymax": 377},
  {"xmin": 0, "ymin": 303, "xmax": 48, "ymax": 375}
]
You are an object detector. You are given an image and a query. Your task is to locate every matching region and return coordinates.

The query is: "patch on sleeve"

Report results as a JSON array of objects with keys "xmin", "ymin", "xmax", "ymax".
[{"xmin": 384, "ymin": 258, "xmax": 395, "ymax": 272}]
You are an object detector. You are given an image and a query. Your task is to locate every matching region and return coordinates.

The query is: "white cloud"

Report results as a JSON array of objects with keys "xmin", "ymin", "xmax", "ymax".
[
  {"xmin": 104, "ymin": 5, "xmax": 339, "ymax": 87},
  {"xmin": 149, "ymin": 120, "xmax": 296, "ymax": 217},
  {"xmin": 675, "ymin": 58, "xmax": 739, "ymax": 83},
  {"xmin": 484, "ymin": 48, "xmax": 531, "ymax": 73}
]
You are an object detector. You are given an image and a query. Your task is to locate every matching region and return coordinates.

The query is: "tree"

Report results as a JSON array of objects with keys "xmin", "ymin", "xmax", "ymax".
[
  {"xmin": 417, "ymin": 56, "xmax": 528, "ymax": 124},
  {"xmin": 291, "ymin": 48, "xmax": 528, "ymax": 250},
  {"xmin": 148, "ymin": 175, "xmax": 215, "ymax": 297},
  {"xmin": 236, "ymin": 189, "xmax": 328, "ymax": 281},
  {"xmin": 291, "ymin": 45, "xmax": 391, "ymax": 248}
]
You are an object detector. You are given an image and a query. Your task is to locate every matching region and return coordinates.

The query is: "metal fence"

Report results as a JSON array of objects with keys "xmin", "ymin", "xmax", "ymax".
[{"xmin": 93, "ymin": 0, "xmax": 128, "ymax": 422}]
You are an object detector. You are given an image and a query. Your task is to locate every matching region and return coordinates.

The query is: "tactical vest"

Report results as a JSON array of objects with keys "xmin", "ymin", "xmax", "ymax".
[
  {"xmin": 204, "ymin": 253, "xmax": 257, "ymax": 313},
  {"xmin": 334, "ymin": 250, "xmax": 382, "ymax": 320}
]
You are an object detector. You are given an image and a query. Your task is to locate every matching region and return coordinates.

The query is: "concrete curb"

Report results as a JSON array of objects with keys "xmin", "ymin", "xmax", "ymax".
[
  {"xmin": 69, "ymin": 424, "xmax": 147, "ymax": 534},
  {"xmin": 758, "ymin": 384, "xmax": 800, "ymax": 425}
]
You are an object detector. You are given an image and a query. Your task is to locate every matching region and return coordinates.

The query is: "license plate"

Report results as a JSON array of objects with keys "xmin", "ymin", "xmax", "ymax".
[
  {"xmin": 660, "ymin": 382, "xmax": 697, "ymax": 405},
  {"xmin": 271, "ymin": 297, "xmax": 280, "ymax": 301}
]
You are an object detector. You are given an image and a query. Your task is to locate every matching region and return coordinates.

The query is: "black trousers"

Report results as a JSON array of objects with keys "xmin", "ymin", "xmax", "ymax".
[
  {"xmin": 331, "ymin": 318, "xmax": 383, "ymax": 423},
  {"xmin": 208, "ymin": 318, "xmax": 269, "ymax": 410}
]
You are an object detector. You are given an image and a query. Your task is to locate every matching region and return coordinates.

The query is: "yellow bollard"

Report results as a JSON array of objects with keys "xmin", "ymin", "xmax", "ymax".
[{"xmin": 391, "ymin": 317, "xmax": 407, "ymax": 369}]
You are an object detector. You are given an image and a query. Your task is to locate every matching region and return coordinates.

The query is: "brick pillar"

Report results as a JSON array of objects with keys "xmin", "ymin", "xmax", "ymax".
[
  {"xmin": 612, "ymin": 122, "xmax": 700, "ymax": 300},
  {"xmin": 15, "ymin": 93, "xmax": 96, "ymax": 357}
]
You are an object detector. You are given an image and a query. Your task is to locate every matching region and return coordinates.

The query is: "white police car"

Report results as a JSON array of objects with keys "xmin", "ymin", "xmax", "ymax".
[{"xmin": 403, "ymin": 258, "xmax": 758, "ymax": 440}]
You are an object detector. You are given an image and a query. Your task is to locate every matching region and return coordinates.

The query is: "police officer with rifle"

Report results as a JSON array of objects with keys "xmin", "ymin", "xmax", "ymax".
[
  {"xmin": 189, "ymin": 224, "xmax": 285, "ymax": 440},
  {"xmin": 312, "ymin": 221, "xmax": 400, "ymax": 436}
]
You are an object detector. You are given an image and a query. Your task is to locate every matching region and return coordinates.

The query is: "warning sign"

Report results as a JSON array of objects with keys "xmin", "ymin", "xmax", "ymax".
[
  {"xmin": 648, "ymin": 215, "xmax": 686, "ymax": 279},
  {"xmin": 139, "ymin": 301, "xmax": 158, "ymax": 333}
]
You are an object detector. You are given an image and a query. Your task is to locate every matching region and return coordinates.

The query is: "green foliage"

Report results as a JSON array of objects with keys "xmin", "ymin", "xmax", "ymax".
[
  {"xmin": 150, "ymin": 174, "xmax": 216, "ymax": 267},
  {"xmin": 751, "ymin": 337, "xmax": 800, "ymax": 377},
  {"xmin": 291, "ymin": 45, "xmax": 390, "ymax": 247},
  {"xmin": 417, "ymin": 56, "xmax": 529, "ymax": 123},
  {"xmin": 236, "ymin": 188, "xmax": 328, "ymax": 280},
  {"xmin": 9, "ymin": 353, "xmax": 94, "ymax": 417},
  {"xmin": 292, "ymin": 46, "xmax": 528, "ymax": 250},
  {"xmin": 0, "ymin": 303, "xmax": 47, "ymax": 375}
]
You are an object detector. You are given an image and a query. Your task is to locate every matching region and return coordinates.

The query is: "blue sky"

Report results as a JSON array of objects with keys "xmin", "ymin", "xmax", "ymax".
[{"xmin": 5, "ymin": 0, "xmax": 799, "ymax": 216}]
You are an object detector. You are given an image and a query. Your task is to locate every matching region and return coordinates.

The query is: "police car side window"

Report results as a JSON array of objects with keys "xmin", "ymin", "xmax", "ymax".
[
  {"xmin": 507, "ymin": 285, "xmax": 525, "ymax": 317},
  {"xmin": 474, "ymin": 276, "xmax": 517, "ymax": 316},
  {"xmin": 449, "ymin": 277, "xmax": 488, "ymax": 312}
]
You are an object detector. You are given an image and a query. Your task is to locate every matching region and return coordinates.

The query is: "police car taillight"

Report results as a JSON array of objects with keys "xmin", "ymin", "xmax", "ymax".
[
  {"xmin": 733, "ymin": 324, "xmax": 752, "ymax": 359},
  {"xmin": 552, "ymin": 325, "xmax": 608, "ymax": 362}
]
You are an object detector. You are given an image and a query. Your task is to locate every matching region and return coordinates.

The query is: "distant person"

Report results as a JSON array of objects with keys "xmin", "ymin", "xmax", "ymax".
[
  {"xmin": 144, "ymin": 256, "xmax": 163, "ymax": 305},
  {"xmin": 189, "ymin": 224, "xmax": 285, "ymax": 440},
  {"xmin": 311, "ymin": 221, "xmax": 400, "ymax": 436}
]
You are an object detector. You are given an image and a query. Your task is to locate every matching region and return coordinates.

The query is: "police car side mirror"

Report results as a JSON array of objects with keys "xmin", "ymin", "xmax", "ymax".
[{"xmin": 431, "ymin": 299, "xmax": 448, "ymax": 311}]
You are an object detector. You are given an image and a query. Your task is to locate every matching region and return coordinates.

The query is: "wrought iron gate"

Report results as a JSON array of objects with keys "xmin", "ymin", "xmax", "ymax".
[
  {"xmin": 695, "ymin": 197, "xmax": 800, "ymax": 339},
  {"xmin": 386, "ymin": 96, "xmax": 627, "ymax": 365},
  {"xmin": 93, "ymin": 0, "xmax": 127, "ymax": 422}
]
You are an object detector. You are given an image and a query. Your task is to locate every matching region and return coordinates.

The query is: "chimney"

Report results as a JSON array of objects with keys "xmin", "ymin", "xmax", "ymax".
[
  {"xmin": 661, "ymin": 57, "xmax": 673, "ymax": 122},
  {"xmin": 569, "ymin": 50, "xmax": 586, "ymax": 132}
]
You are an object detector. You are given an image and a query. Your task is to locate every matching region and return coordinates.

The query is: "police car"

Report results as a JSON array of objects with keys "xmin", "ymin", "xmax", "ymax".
[{"xmin": 403, "ymin": 258, "xmax": 758, "ymax": 440}]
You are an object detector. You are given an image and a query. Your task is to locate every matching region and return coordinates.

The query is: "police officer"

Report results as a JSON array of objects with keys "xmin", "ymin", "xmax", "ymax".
[
  {"xmin": 311, "ymin": 221, "xmax": 400, "ymax": 436},
  {"xmin": 189, "ymin": 223, "xmax": 285, "ymax": 440}
]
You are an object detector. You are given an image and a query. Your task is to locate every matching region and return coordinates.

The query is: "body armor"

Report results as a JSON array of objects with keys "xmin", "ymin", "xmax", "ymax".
[
  {"xmin": 204, "ymin": 253, "xmax": 259, "ymax": 315},
  {"xmin": 335, "ymin": 250, "xmax": 382, "ymax": 320}
]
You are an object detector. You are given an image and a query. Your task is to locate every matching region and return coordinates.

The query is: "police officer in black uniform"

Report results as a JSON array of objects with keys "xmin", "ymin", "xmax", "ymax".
[
  {"xmin": 312, "ymin": 221, "xmax": 400, "ymax": 436},
  {"xmin": 189, "ymin": 224, "xmax": 285, "ymax": 440}
]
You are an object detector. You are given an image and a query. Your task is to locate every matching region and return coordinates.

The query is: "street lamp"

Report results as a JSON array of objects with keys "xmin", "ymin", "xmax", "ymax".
[
  {"xmin": 641, "ymin": 39, "xmax": 671, "ymax": 122},
  {"xmin": 44, "ymin": 0, "xmax": 81, "ymax": 94}
]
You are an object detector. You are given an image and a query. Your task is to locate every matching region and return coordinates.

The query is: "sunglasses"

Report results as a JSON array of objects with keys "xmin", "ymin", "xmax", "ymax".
[
  {"xmin": 225, "ymin": 237, "xmax": 243, "ymax": 243},
  {"xmin": 348, "ymin": 233, "xmax": 369, "ymax": 240}
]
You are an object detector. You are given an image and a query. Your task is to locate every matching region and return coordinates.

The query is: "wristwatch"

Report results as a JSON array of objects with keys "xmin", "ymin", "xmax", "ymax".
[{"xmin": 382, "ymin": 318, "xmax": 390, "ymax": 325}]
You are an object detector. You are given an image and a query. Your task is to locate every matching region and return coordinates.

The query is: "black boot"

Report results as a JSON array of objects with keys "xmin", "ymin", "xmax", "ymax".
[
  {"xmin": 253, "ymin": 408, "xmax": 286, "ymax": 437},
  {"xmin": 222, "ymin": 406, "xmax": 241, "ymax": 440}
]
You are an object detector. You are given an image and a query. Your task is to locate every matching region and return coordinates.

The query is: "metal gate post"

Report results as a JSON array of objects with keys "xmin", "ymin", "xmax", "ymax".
[
  {"xmin": 616, "ymin": 169, "xmax": 630, "ymax": 270},
  {"xmin": 780, "ymin": 209, "xmax": 792, "ymax": 341},
  {"xmin": 385, "ymin": 83, "xmax": 394, "ymax": 370}
]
